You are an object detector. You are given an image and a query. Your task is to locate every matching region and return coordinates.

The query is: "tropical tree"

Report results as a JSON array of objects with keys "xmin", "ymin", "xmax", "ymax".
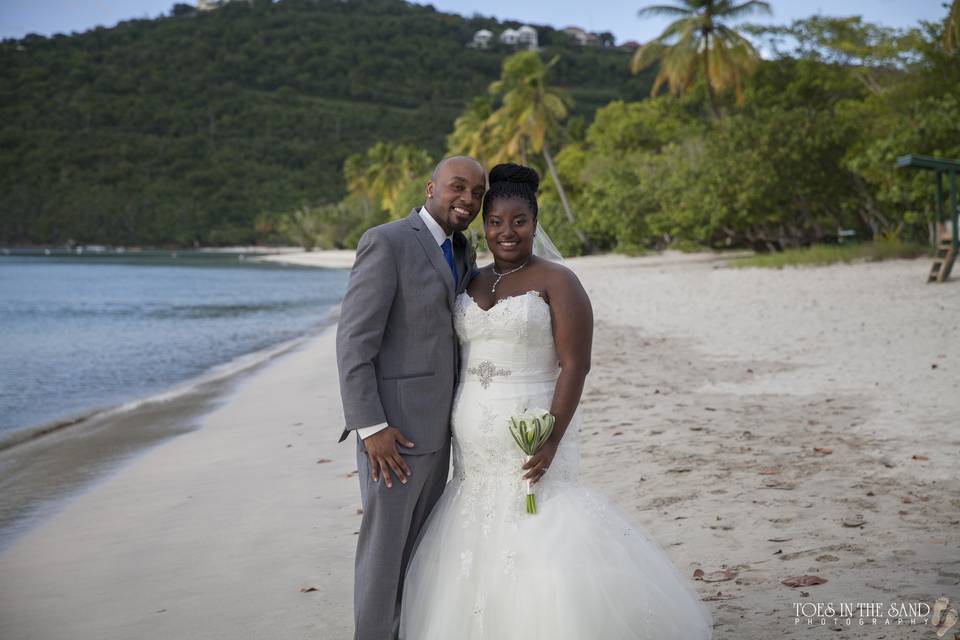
[
  {"xmin": 446, "ymin": 96, "xmax": 500, "ymax": 166},
  {"xmin": 746, "ymin": 16, "xmax": 924, "ymax": 95},
  {"xmin": 945, "ymin": 0, "xmax": 960, "ymax": 54},
  {"xmin": 486, "ymin": 51, "xmax": 589, "ymax": 249},
  {"xmin": 277, "ymin": 204, "xmax": 324, "ymax": 252},
  {"xmin": 343, "ymin": 142, "xmax": 433, "ymax": 214},
  {"xmin": 278, "ymin": 194, "xmax": 383, "ymax": 250},
  {"xmin": 630, "ymin": 0, "xmax": 771, "ymax": 117}
]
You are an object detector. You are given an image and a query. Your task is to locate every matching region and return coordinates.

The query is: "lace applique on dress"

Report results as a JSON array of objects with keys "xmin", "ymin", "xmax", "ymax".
[
  {"xmin": 458, "ymin": 550, "xmax": 473, "ymax": 581},
  {"xmin": 454, "ymin": 290, "xmax": 554, "ymax": 348},
  {"xmin": 502, "ymin": 548, "xmax": 517, "ymax": 579}
]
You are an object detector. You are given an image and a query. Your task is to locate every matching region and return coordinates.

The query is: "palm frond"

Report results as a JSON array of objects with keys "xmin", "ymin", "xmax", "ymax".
[
  {"xmin": 718, "ymin": 0, "xmax": 772, "ymax": 20},
  {"xmin": 656, "ymin": 16, "xmax": 701, "ymax": 42},
  {"xmin": 708, "ymin": 35, "xmax": 759, "ymax": 106},
  {"xmin": 656, "ymin": 31, "xmax": 699, "ymax": 95},
  {"xmin": 945, "ymin": 0, "xmax": 960, "ymax": 53},
  {"xmin": 630, "ymin": 40, "xmax": 667, "ymax": 73},
  {"xmin": 714, "ymin": 24, "xmax": 761, "ymax": 57},
  {"xmin": 638, "ymin": 4, "xmax": 694, "ymax": 18},
  {"xmin": 542, "ymin": 92, "xmax": 568, "ymax": 121}
]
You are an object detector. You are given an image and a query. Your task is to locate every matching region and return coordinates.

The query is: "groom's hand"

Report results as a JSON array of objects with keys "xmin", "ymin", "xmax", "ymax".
[{"xmin": 363, "ymin": 426, "xmax": 415, "ymax": 488}]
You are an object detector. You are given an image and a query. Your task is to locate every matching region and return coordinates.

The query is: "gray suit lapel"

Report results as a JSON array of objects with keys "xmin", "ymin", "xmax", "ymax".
[{"xmin": 407, "ymin": 208, "xmax": 455, "ymax": 305}]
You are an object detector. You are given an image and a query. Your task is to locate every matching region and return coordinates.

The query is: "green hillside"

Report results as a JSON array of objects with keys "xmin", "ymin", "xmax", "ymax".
[{"xmin": 0, "ymin": 0, "xmax": 650, "ymax": 246}]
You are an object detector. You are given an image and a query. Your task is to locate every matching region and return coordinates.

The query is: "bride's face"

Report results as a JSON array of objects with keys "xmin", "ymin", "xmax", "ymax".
[{"xmin": 484, "ymin": 197, "xmax": 536, "ymax": 263}]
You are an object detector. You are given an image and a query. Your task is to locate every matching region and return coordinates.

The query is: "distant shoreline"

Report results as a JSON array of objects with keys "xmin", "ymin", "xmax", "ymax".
[
  {"xmin": 1, "ymin": 245, "xmax": 304, "ymax": 253},
  {"xmin": 254, "ymin": 249, "xmax": 357, "ymax": 269},
  {"xmin": 1, "ymin": 246, "xmax": 359, "ymax": 270},
  {"xmin": 0, "ymin": 246, "xmax": 306, "ymax": 258}
]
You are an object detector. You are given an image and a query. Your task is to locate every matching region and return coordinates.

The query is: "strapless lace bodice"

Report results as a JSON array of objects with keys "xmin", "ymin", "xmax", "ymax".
[{"xmin": 454, "ymin": 290, "xmax": 559, "ymax": 385}]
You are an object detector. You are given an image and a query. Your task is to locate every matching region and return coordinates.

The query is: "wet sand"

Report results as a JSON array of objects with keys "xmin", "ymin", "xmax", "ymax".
[{"xmin": 0, "ymin": 333, "xmax": 322, "ymax": 551}]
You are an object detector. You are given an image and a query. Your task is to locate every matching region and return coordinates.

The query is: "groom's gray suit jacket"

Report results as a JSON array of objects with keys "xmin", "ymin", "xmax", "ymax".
[{"xmin": 336, "ymin": 208, "xmax": 476, "ymax": 454}]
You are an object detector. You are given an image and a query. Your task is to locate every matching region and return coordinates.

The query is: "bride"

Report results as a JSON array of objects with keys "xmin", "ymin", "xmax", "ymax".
[{"xmin": 399, "ymin": 163, "xmax": 713, "ymax": 639}]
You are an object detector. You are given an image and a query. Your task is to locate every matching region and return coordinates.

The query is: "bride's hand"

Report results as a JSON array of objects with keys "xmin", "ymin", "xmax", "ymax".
[{"xmin": 522, "ymin": 440, "xmax": 558, "ymax": 485}]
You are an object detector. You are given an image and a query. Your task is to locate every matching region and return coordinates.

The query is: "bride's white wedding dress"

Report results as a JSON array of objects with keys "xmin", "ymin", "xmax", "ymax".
[{"xmin": 399, "ymin": 290, "xmax": 713, "ymax": 639}]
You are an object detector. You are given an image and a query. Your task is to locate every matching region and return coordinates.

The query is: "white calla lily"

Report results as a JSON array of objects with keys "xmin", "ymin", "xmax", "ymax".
[{"xmin": 507, "ymin": 409, "xmax": 555, "ymax": 514}]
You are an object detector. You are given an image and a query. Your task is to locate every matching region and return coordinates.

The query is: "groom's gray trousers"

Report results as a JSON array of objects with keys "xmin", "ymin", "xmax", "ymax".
[{"xmin": 354, "ymin": 438, "xmax": 450, "ymax": 640}]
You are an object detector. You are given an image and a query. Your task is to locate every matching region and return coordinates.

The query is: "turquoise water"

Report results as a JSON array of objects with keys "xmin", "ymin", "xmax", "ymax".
[{"xmin": 0, "ymin": 252, "xmax": 347, "ymax": 438}]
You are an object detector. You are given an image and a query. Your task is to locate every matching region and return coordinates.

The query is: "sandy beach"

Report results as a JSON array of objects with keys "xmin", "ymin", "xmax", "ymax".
[
  {"xmin": 255, "ymin": 249, "xmax": 358, "ymax": 270},
  {"xmin": 1, "ymin": 252, "xmax": 958, "ymax": 639}
]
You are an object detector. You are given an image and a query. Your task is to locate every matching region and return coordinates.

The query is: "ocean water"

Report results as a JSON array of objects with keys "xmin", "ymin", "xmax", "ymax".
[{"xmin": 0, "ymin": 252, "xmax": 348, "ymax": 439}]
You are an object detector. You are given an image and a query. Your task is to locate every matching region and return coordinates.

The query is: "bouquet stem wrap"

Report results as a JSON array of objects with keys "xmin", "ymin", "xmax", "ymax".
[
  {"xmin": 508, "ymin": 410, "xmax": 556, "ymax": 515},
  {"xmin": 524, "ymin": 455, "xmax": 535, "ymax": 514}
]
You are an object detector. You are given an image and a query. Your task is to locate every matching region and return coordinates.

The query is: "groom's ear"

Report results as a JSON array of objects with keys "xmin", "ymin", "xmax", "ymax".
[{"xmin": 425, "ymin": 180, "xmax": 435, "ymax": 200}]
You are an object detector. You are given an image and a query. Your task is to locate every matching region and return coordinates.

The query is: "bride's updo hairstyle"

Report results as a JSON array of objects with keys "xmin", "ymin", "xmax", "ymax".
[{"xmin": 482, "ymin": 163, "xmax": 540, "ymax": 221}]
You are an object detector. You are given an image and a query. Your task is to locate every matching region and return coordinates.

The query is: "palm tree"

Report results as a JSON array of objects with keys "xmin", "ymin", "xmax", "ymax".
[
  {"xmin": 446, "ymin": 96, "xmax": 500, "ymax": 166},
  {"xmin": 630, "ymin": 0, "xmax": 771, "ymax": 118},
  {"xmin": 945, "ymin": 0, "xmax": 960, "ymax": 54},
  {"xmin": 486, "ymin": 52, "xmax": 589, "ymax": 250},
  {"xmin": 344, "ymin": 142, "xmax": 432, "ymax": 214}
]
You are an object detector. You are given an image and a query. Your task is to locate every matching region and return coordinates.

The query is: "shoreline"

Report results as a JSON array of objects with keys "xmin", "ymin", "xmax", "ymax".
[
  {"xmin": 251, "ymin": 247, "xmax": 761, "ymax": 271},
  {"xmin": 0, "ymin": 328, "xmax": 316, "ymax": 453},
  {"xmin": 0, "ymin": 300, "xmax": 340, "ymax": 453},
  {"xmin": 1, "ymin": 246, "xmax": 307, "ymax": 255},
  {"xmin": 0, "ymin": 327, "xmax": 359, "ymax": 640},
  {"xmin": 253, "ymin": 248, "xmax": 357, "ymax": 269},
  {"xmin": 0, "ymin": 311, "xmax": 338, "ymax": 551}
]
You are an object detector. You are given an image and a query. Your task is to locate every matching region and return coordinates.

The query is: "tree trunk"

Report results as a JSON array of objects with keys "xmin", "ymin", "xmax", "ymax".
[
  {"xmin": 542, "ymin": 141, "xmax": 591, "ymax": 252},
  {"xmin": 702, "ymin": 31, "xmax": 721, "ymax": 119},
  {"xmin": 520, "ymin": 139, "xmax": 528, "ymax": 166},
  {"xmin": 852, "ymin": 175, "xmax": 889, "ymax": 239},
  {"xmin": 855, "ymin": 69, "xmax": 884, "ymax": 95}
]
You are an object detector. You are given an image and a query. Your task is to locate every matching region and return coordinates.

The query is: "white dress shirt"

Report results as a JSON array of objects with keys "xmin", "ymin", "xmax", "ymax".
[{"xmin": 356, "ymin": 205, "xmax": 452, "ymax": 440}]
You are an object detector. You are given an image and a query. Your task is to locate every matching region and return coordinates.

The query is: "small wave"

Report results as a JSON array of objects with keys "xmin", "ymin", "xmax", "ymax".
[
  {"xmin": 1, "ymin": 297, "xmax": 337, "ymax": 320},
  {"xmin": 148, "ymin": 302, "xmax": 286, "ymax": 319},
  {"xmin": 145, "ymin": 297, "xmax": 339, "ymax": 319},
  {"xmin": 0, "ymin": 307, "xmax": 338, "ymax": 453}
]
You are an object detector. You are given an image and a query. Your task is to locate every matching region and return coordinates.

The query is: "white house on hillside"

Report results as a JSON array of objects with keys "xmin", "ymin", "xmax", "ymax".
[
  {"xmin": 516, "ymin": 25, "xmax": 538, "ymax": 50},
  {"xmin": 563, "ymin": 26, "xmax": 599, "ymax": 46},
  {"xmin": 471, "ymin": 25, "xmax": 537, "ymax": 51},
  {"xmin": 470, "ymin": 29, "xmax": 493, "ymax": 49},
  {"xmin": 499, "ymin": 28, "xmax": 520, "ymax": 46}
]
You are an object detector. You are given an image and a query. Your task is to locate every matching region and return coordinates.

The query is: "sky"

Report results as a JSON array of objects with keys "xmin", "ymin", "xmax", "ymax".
[{"xmin": 0, "ymin": 0, "xmax": 950, "ymax": 44}]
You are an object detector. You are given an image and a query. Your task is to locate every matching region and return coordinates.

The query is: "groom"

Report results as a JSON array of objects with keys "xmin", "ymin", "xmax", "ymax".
[{"xmin": 335, "ymin": 155, "xmax": 486, "ymax": 640}]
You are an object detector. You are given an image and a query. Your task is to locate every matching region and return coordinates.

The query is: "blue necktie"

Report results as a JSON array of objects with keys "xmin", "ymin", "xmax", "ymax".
[{"xmin": 441, "ymin": 238, "xmax": 457, "ymax": 285}]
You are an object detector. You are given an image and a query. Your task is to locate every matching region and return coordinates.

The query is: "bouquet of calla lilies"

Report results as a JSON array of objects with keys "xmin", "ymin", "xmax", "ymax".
[{"xmin": 508, "ymin": 409, "xmax": 555, "ymax": 514}]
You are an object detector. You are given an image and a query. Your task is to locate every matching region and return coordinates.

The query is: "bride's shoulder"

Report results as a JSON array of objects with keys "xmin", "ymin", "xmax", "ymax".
[
  {"xmin": 528, "ymin": 258, "xmax": 589, "ymax": 307},
  {"xmin": 532, "ymin": 257, "xmax": 581, "ymax": 286}
]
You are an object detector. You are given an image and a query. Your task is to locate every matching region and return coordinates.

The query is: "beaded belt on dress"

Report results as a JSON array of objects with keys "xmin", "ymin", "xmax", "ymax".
[{"xmin": 463, "ymin": 359, "xmax": 559, "ymax": 388}]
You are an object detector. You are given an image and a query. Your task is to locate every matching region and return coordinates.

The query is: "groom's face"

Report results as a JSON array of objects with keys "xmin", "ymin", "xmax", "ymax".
[{"xmin": 425, "ymin": 158, "xmax": 486, "ymax": 235}]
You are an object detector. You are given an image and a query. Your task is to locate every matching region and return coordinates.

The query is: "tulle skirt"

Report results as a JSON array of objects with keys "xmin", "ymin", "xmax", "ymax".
[{"xmin": 398, "ymin": 377, "xmax": 713, "ymax": 639}]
